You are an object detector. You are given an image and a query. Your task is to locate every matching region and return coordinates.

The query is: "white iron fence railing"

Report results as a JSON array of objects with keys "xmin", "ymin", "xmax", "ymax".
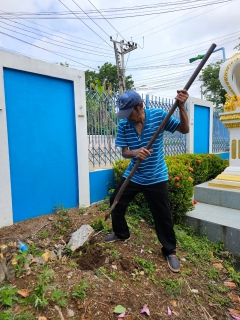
[{"xmin": 86, "ymin": 91, "xmax": 228, "ymax": 167}]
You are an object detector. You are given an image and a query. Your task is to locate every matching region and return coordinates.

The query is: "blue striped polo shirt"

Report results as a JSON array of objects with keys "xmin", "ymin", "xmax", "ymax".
[{"xmin": 116, "ymin": 108, "xmax": 180, "ymax": 185}]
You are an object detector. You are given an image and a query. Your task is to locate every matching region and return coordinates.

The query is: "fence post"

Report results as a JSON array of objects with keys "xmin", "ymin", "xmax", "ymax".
[{"xmin": 146, "ymin": 94, "xmax": 150, "ymax": 108}]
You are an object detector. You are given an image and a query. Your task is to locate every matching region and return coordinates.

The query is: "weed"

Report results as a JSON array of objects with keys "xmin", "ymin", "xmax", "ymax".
[
  {"xmin": 181, "ymin": 268, "xmax": 192, "ymax": 276},
  {"xmin": 224, "ymin": 263, "xmax": 240, "ymax": 285},
  {"xmin": 28, "ymin": 266, "xmax": 54, "ymax": 308},
  {"xmin": 208, "ymin": 291, "xmax": 230, "ymax": 306},
  {"xmin": 135, "ymin": 257, "xmax": 155, "ymax": 275},
  {"xmin": 0, "ymin": 285, "xmax": 19, "ymax": 307},
  {"xmin": 13, "ymin": 250, "xmax": 30, "ymax": 277},
  {"xmin": 90, "ymin": 217, "xmax": 112, "ymax": 234},
  {"xmin": 159, "ymin": 276, "xmax": 182, "ymax": 296},
  {"xmin": 72, "ymin": 280, "xmax": 89, "ymax": 300},
  {"xmin": 217, "ymin": 285, "xmax": 227, "ymax": 293},
  {"xmin": 51, "ymin": 289, "xmax": 69, "ymax": 307},
  {"xmin": 54, "ymin": 205, "xmax": 71, "ymax": 235},
  {"xmin": 0, "ymin": 309, "xmax": 35, "ymax": 320},
  {"xmin": 95, "ymin": 267, "xmax": 106, "ymax": 277},
  {"xmin": 206, "ymin": 266, "xmax": 220, "ymax": 280},
  {"xmin": 69, "ymin": 261, "xmax": 78, "ymax": 268},
  {"xmin": 64, "ymin": 245, "xmax": 74, "ymax": 256},
  {"xmin": 149, "ymin": 274, "xmax": 158, "ymax": 285},
  {"xmin": 78, "ymin": 207, "xmax": 85, "ymax": 215},
  {"xmin": 27, "ymin": 243, "xmax": 44, "ymax": 256},
  {"xmin": 98, "ymin": 200, "xmax": 109, "ymax": 211},
  {"xmin": 37, "ymin": 230, "xmax": 49, "ymax": 239},
  {"xmin": 110, "ymin": 249, "xmax": 120, "ymax": 259},
  {"xmin": 109, "ymin": 271, "xmax": 116, "ymax": 280}
]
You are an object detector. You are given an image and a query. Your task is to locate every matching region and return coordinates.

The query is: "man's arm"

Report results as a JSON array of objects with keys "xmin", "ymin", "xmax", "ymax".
[
  {"xmin": 175, "ymin": 89, "xmax": 189, "ymax": 134},
  {"xmin": 122, "ymin": 147, "xmax": 152, "ymax": 160}
]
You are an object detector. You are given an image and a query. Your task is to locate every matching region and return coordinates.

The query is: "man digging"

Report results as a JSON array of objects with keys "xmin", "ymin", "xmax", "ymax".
[{"xmin": 104, "ymin": 90, "xmax": 189, "ymax": 273}]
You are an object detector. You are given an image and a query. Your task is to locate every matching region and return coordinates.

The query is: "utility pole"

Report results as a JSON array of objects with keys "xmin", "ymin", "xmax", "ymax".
[
  {"xmin": 110, "ymin": 37, "xmax": 137, "ymax": 94},
  {"xmin": 200, "ymin": 84, "xmax": 203, "ymax": 99}
]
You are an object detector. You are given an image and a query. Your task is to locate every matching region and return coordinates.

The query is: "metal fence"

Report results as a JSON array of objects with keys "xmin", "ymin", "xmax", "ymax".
[
  {"xmin": 212, "ymin": 109, "xmax": 229, "ymax": 153},
  {"xmin": 86, "ymin": 91, "xmax": 186, "ymax": 167}
]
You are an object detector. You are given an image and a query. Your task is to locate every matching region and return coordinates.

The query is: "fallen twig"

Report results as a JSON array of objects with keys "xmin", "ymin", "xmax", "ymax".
[
  {"xmin": 33, "ymin": 222, "xmax": 51, "ymax": 236},
  {"xmin": 92, "ymin": 230, "xmax": 104, "ymax": 238},
  {"xmin": 54, "ymin": 305, "xmax": 65, "ymax": 320},
  {"xmin": 200, "ymin": 305, "xmax": 213, "ymax": 320},
  {"xmin": 91, "ymin": 299, "xmax": 109, "ymax": 307}
]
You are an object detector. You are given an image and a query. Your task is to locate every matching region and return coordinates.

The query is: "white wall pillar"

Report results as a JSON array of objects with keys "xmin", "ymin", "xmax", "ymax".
[{"xmin": 186, "ymin": 96, "xmax": 214, "ymax": 154}]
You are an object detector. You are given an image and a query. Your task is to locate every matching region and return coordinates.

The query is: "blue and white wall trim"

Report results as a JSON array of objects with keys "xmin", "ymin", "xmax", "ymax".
[{"xmin": 0, "ymin": 51, "xmax": 90, "ymax": 228}]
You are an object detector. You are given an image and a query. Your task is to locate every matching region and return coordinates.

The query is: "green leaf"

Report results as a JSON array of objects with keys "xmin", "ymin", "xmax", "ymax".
[{"xmin": 114, "ymin": 305, "xmax": 126, "ymax": 314}]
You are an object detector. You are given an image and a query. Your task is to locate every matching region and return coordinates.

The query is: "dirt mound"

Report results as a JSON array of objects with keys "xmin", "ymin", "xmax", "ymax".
[{"xmin": 77, "ymin": 245, "xmax": 106, "ymax": 270}]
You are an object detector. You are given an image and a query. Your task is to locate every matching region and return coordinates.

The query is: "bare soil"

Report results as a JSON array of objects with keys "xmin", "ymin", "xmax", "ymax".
[{"xmin": 0, "ymin": 204, "xmax": 240, "ymax": 320}]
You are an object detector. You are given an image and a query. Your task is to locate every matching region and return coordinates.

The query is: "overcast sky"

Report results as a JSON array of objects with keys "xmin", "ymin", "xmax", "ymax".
[{"xmin": 0, "ymin": 0, "xmax": 239, "ymax": 99}]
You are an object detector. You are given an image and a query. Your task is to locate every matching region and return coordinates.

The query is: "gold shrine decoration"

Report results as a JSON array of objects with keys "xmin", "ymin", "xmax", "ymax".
[
  {"xmin": 220, "ymin": 113, "xmax": 240, "ymax": 121},
  {"xmin": 224, "ymin": 123, "xmax": 240, "ymax": 129},
  {"xmin": 224, "ymin": 57, "xmax": 240, "ymax": 95},
  {"xmin": 232, "ymin": 140, "xmax": 236, "ymax": 159},
  {"xmin": 223, "ymin": 94, "xmax": 240, "ymax": 112}
]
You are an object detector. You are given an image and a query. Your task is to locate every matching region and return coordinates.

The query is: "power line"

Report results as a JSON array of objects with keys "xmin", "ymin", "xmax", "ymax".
[
  {"xmin": 133, "ymin": 0, "xmax": 236, "ymax": 39},
  {"xmin": 0, "ymin": 24, "xmax": 113, "ymax": 58},
  {"xmin": 2, "ymin": 0, "xmax": 234, "ymax": 19},
  {"xmin": 0, "ymin": 20, "xmax": 111, "ymax": 54},
  {"xmin": 127, "ymin": 30, "xmax": 240, "ymax": 64},
  {"xmin": 0, "ymin": 14, "xmax": 110, "ymax": 51},
  {"xmin": 87, "ymin": 0, "xmax": 127, "ymax": 41},
  {"xmin": 57, "ymin": 0, "xmax": 112, "ymax": 48},
  {"xmin": 0, "ymin": 31, "xmax": 97, "ymax": 70},
  {"xmin": 71, "ymin": 0, "xmax": 110, "ymax": 39},
  {"xmin": 0, "ymin": 10, "xmax": 109, "ymax": 47},
  {"xmin": 3, "ymin": 1, "xmax": 226, "ymax": 15}
]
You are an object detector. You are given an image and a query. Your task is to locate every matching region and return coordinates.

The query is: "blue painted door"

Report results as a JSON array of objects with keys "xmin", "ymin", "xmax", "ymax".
[
  {"xmin": 194, "ymin": 105, "xmax": 210, "ymax": 154},
  {"xmin": 4, "ymin": 68, "xmax": 78, "ymax": 222}
]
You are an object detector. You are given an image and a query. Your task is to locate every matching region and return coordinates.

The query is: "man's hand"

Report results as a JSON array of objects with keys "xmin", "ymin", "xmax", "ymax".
[
  {"xmin": 175, "ymin": 89, "xmax": 189, "ymax": 109},
  {"xmin": 122, "ymin": 147, "xmax": 153, "ymax": 160},
  {"xmin": 133, "ymin": 148, "xmax": 153, "ymax": 160}
]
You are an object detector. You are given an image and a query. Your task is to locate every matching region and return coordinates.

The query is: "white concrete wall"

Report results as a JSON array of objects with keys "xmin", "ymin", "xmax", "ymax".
[
  {"xmin": 186, "ymin": 96, "xmax": 214, "ymax": 154},
  {"xmin": 0, "ymin": 50, "xmax": 90, "ymax": 228}
]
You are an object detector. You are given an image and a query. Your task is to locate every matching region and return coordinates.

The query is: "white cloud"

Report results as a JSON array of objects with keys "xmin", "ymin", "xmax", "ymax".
[{"xmin": 1, "ymin": 0, "xmax": 239, "ymax": 99}]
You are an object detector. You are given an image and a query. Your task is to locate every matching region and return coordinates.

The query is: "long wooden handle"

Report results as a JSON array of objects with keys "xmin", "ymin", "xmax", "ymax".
[{"xmin": 105, "ymin": 43, "xmax": 217, "ymax": 221}]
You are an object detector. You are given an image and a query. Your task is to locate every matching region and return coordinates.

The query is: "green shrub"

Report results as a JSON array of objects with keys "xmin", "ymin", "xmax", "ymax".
[
  {"xmin": 112, "ymin": 158, "xmax": 130, "ymax": 186},
  {"xmin": 111, "ymin": 154, "xmax": 227, "ymax": 223},
  {"xmin": 206, "ymin": 154, "xmax": 228, "ymax": 180},
  {"xmin": 165, "ymin": 156, "xmax": 194, "ymax": 222}
]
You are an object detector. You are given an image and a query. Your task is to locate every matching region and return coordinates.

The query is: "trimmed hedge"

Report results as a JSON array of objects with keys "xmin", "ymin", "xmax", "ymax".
[{"xmin": 112, "ymin": 154, "xmax": 228, "ymax": 223}]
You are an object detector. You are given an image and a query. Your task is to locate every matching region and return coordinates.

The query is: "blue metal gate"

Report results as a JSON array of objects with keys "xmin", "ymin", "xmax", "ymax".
[{"xmin": 4, "ymin": 68, "xmax": 78, "ymax": 222}]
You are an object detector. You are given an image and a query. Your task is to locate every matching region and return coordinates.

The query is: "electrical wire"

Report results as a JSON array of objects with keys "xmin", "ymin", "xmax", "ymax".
[
  {"xmin": 87, "ymin": 0, "xmax": 127, "ymax": 41},
  {"xmin": 133, "ymin": 0, "xmax": 236, "ymax": 39},
  {"xmin": 57, "ymin": 0, "xmax": 112, "ymax": 47},
  {"xmin": 127, "ymin": 30, "xmax": 240, "ymax": 64},
  {"xmin": 0, "ymin": 20, "xmax": 111, "ymax": 54},
  {"xmin": 3, "ymin": 0, "xmax": 226, "ymax": 15},
  {"xmin": 0, "ymin": 14, "xmax": 110, "ymax": 51},
  {"xmin": 1, "ymin": 0, "xmax": 234, "ymax": 19},
  {"xmin": 0, "ymin": 24, "xmax": 113, "ymax": 57},
  {"xmin": 0, "ymin": 31, "xmax": 97, "ymax": 70},
  {"xmin": 71, "ymin": 0, "xmax": 110, "ymax": 39}
]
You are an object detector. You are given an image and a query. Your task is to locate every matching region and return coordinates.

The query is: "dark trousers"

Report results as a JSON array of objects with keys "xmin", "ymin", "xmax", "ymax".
[{"xmin": 110, "ymin": 178, "xmax": 176, "ymax": 256}]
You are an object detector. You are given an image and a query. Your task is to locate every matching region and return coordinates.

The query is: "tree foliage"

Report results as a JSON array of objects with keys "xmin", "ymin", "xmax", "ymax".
[
  {"xmin": 199, "ymin": 60, "xmax": 226, "ymax": 109},
  {"xmin": 85, "ymin": 62, "xmax": 134, "ymax": 92}
]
